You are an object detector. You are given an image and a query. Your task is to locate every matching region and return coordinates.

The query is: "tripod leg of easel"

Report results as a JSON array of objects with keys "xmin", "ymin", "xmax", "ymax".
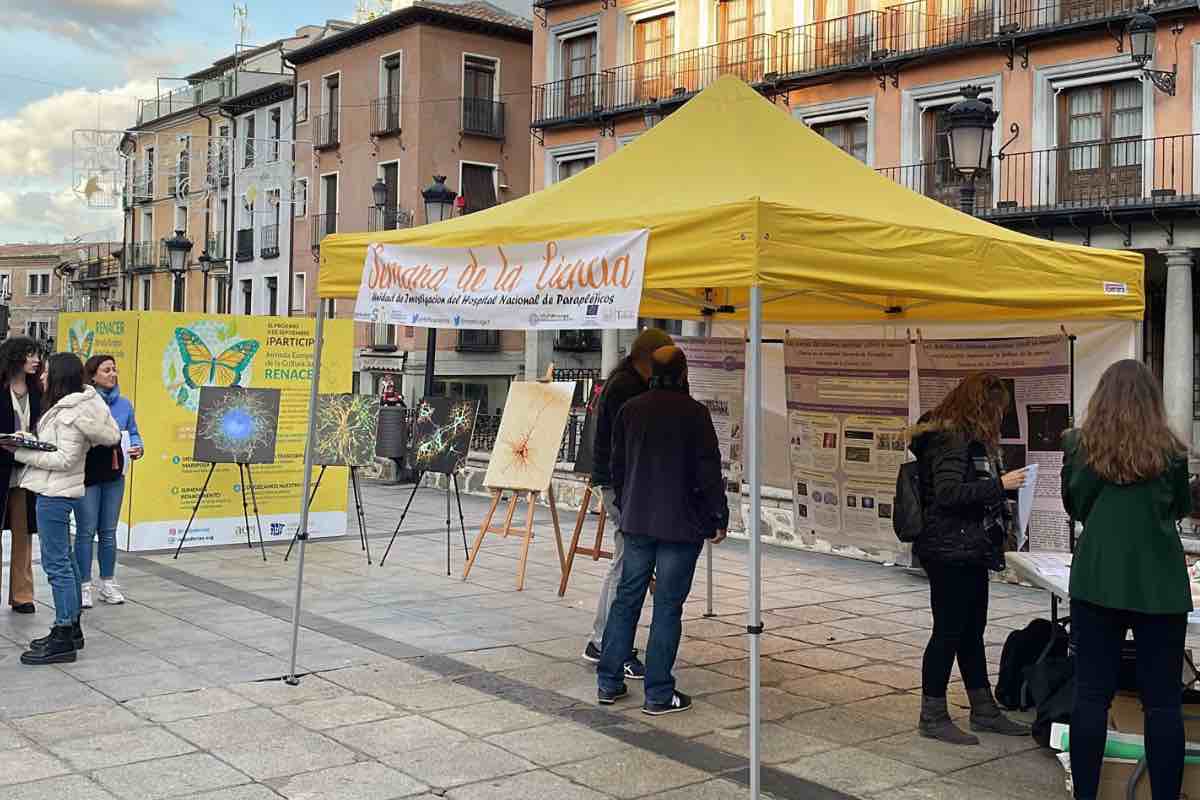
[
  {"xmin": 380, "ymin": 475, "xmax": 423, "ymax": 566},
  {"xmin": 452, "ymin": 474, "xmax": 468, "ymax": 558},
  {"xmin": 463, "ymin": 489, "xmax": 502, "ymax": 580},
  {"xmin": 515, "ymin": 491, "xmax": 537, "ymax": 591},
  {"xmin": 351, "ymin": 467, "xmax": 372, "ymax": 565},
  {"xmin": 547, "ymin": 485, "xmax": 566, "ymax": 577},
  {"xmin": 558, "ymin": 483, "xmax": 591, "ymax": 597},
  {"xmin": 444, "ymin": 478, "xmax": 452, "ymax": 577},
  {"xmin": 245, "ymin": 465, "xmax": 267, "ymax": 562},
  {"xmin": 286, "ymin": 466, "xmax": 326, "ymax": 562},
  {"xmin": 174, "ymin": 463, "xmax": 217, "ymax": 559},
  {"xmin": 238, "ymin": 464, "xmax": 252, "ymax": 549}
]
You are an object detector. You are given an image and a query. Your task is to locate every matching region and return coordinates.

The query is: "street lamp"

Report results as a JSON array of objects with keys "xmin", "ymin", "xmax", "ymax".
[
  {"xmin": 163, "ymin": 229, "xmax": 193, "ymax": 275},
  {"xmin": 372, "ymin": 177, "xmax": 388, "ymax": 230},
  {"xmin": 945, "ymin": 85, "xmax": 998, "ymax": 215},
  {"xmin": 1127, "ymin": 12, "xmax": 1182, "ymax": 95},
  {"xmin": 421, "ymin": 175, "xmax": 457, "ymax": 224}
]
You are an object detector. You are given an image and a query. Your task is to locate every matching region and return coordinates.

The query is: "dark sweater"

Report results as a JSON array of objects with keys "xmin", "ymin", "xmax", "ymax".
[{"xmin": 589, "ymin": 362, "xmax": 647, "ymax": 487}]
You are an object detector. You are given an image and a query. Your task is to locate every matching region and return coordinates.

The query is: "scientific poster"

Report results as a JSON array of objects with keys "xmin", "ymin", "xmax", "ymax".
[
  {"xmin": 784, "ymin": 339, "xmax": 910, "ymax": 551},
  {"xmin": 916, "ymin": 336, "xmax": 1072, "ymax": 552},
  {"xmin": 676, "ymin": 337, "xmax": 745, "ymax": 531},
  {"xmin": 483, "ymin": 381, "xmax": 576, "ymax": 491}
]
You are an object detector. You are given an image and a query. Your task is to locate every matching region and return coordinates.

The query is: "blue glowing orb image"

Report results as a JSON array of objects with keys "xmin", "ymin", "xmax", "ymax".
[{"xmin": 193, "ymin": 387, "xmax": 281, "ymax": 464}]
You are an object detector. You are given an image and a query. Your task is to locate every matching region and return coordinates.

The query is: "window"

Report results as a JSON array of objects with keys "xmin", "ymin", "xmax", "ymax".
[
  {"xmin": 140, "ymin": 277, "xmax": 151, "ymax": 311},
  {"xmin": 266, "ymin": 277, "xmax": 278, "ymax": 316},
  {"xmin": 923, "ymin": 102, "xmax": 991, "ymax": 212},
  {"xmin": 380, "ymin": 55, "xmax": 401, "ymax": 131},
  {"xmin": 174, "ymin": 203, "xmax": 187, "ymax": 234},
  {"xmin": 325, "ymin": 298, "xmax": 336, "ymax": 318},
  {"xmin": 293, "ymin": 273, "xmax": 306, "ymax": 313},
  {"xmin": 217, "ymin": 125, "xmax": 230, "ymax": 183},
  {"xmin": 1058, "ymin": 80, "xmax": 1143, "ymax": 204},
  {"xmin": 555, "ymin": 153, "xmax": 594, "ymax": 183},
  {"xmin": 375, "ymin": 162, "xmax": 400, "ymax": 229},
  {"xmin": 243, "ymin": 114, "xmax": 256, "ymax": 168},
  {"xmin": 268, "ymin": 108, "xmax": 281, "ymax": 163},
  {"xmin": 139, "ymin": 210, "xmax": 152, "ymax": 242},
  {"xmin": 26, "ymin": 272, "xmax": 50, "ymax": 296},
  {"xmin": 241, "ymin": 193, "xmax": 254, "ymax": 229},
  {"xmin": 175, "ymin": 136, "xmax": 190, "ymax": 196},
  {"xmin": 324, "ymin": 74, "xmax": 340, "ymax": 122},
  {"xmin": 460, "ymin": 163, "xmax": 497, "ymax": 214},
  {"xmin": 172, "ymin": 273, "xmax": 185, "ymax": 312},
  {"xmin": 320, "ymin": 172, "xmax": 338, "ymax": 239},
  {"xmin": 297, "ymin": 82, "xmax": 309, "ymax": 122},
  {"xmin": 718, "ymin": 0, "xmax": 765, "ymax": 40},
  {"xmin": 561, "ymin": 33, "xmax": 597, "ymax": 115},
  {"xmin": 814, "ymin": 119, "xmax": 868, "ymax": 162},
  {"xmin": 633, "ymin": 15, "xmax": 673, "ymax": 103},
  {"xmin": 241, "ymin": 279, "xmax": 253, "ymax": 315},
  {"xmin": 463, "ymin": 55, "xmax": 498, "ymax": 135},
  {"xmin": 145, "ymin": 146, "xmax": 156, "ymax": 195},
  {"xmin": 25, "ymin": 321, "xmax": 48, "ymax": 340},
  {"xmin": 215, "ymin": 277, "xmax": 229, "ymax": 314},
  {"xmin": 294, "ymin": 178, "xmax": 308, "ymax": 218}
]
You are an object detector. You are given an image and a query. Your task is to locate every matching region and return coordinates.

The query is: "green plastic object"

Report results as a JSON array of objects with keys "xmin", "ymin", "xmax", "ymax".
[{"xmin": 1051, "ymin": 723, "xmax": 1200, "ymax": 764}]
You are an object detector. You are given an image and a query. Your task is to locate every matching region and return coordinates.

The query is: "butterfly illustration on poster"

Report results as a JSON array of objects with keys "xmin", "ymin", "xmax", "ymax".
[{"xmin": 164, "ymin": 320, "xmax": 260, "ymax": 410}]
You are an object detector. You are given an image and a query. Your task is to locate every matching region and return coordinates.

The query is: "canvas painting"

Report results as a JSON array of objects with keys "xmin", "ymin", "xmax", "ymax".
[
  {"xmin": 410, "ymin": 397, "xmax": 479, "ymax": 475},
  {"xmin": 483, "ymin": 381, "xmax": 576, "ymax": 491},
  {"xmin": 194, "ymin": 387, "xmax": 281, "ymax": 465},
  {"xmin": 314, "ymin": 394, "xmax": 381, "ymax": 467}
]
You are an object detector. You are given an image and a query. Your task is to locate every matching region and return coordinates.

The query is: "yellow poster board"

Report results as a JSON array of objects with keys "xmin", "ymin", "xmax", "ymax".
[{"xmin": 58, "ymin": 312, "xmax": 353, "ymax": 552}]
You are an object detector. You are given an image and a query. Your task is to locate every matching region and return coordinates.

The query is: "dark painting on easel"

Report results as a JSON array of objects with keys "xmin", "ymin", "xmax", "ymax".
[
  {"xmin": 314, "ymin": 394, "xmax": 380, "ymax": 467},
  {"xmin": 410, "ymin": 397, "xmax": 479, "ymax": 475},
  {"xmin": 572, "ymin": 381, "xmax": 605, "ymax": 476},
  {"xmin": 194, "ymin": 387, "xmax": 281, "ymax": 464}
]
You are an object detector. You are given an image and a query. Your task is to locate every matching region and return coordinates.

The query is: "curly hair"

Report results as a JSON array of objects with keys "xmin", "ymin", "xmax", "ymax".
[
  {"xmin": 1080, "ymin": 359, "xmax": 1188, "ymax": 484},
  {"xmin": 926, "ymin": 372, "xmax": 1009, "ymax": 450},
  {"xmin": 0, "ymin": 336, "xmax": 41, "ymax": 384}
]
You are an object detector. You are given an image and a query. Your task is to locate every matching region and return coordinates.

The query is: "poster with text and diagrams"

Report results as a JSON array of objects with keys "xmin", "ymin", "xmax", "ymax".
[
  {"xmin": 784, "ymin": 339, "xmax": 910, "ymax": 552},
  {"xmin": 676, "ymin": 337, "xmax": 746, "ymax": 532},
  {"xmin": 916, "ymin": 336, "xmax": 1072, "ymax": 552}
]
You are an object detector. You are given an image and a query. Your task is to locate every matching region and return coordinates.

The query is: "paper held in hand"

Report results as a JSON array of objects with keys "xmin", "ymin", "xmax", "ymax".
[{"xmin": 1016, "ymin": 463, "xmax": 1039, "ymax": 549}]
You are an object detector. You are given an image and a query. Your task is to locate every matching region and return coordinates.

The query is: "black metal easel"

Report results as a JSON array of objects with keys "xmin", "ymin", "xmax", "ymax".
[
  {"xmin": 173, "ymin": 461, "xmax": 267, "ymax": 561},
  {"xmin": 380, "ymin": 472, "xmax": 469, "ymax": 575},
  {"xmin": 284, "ymin": 465, "xmax": 372, "ymax": 564}
]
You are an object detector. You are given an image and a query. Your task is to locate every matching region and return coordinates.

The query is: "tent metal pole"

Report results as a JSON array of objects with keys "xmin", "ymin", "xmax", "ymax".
[
  {"xmin": 286, "ymin": 300, "xmax": 326, "ymax": 685},
  {"xmin": 747, "ymin": 286, "xmax": 763, "ymax": 800},
  {"xmin": 702, "ymin": 313, "xmax": 715, "ymax": 619}
]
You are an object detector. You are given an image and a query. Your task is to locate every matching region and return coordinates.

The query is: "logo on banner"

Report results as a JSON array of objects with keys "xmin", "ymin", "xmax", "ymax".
[{"xmin": 1103, "ymin": 281, "xmax": 1129, "ymax": 295}]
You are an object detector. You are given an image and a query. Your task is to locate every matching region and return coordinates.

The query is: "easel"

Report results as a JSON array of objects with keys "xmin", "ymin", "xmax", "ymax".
[
  {"xmin": 173, "ymin": 461, "xmax": 267, "ymax": 561},
  {"xmin": 558, "ymin": 478, "xmax": 610, "ymax": 597},
  {"xmin": 463, "ymin": 483, "xmax": 565, "ymax": 591},
  {"xmin": 284, "ymin": 465, "xmax": 372, "ymax": 565},
  {"xmin": 380, "ymin": 472, "xmax": 469, "ymax": 576}
]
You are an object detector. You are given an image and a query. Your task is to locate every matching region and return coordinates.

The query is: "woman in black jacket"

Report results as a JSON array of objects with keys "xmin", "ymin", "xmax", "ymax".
[
  {"xmin": 909, "ymin": 372, "xmax": 1029, "ymax": 745},
  {"xmin": 0, "ymin": 337, "xmax": 43, "ymax": 614}
]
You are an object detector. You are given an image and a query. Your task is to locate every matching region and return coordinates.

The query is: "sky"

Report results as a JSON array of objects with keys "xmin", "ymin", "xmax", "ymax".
[{"xmin": 0, "ymin": 0, "xmax": 530, "ymax": 244}]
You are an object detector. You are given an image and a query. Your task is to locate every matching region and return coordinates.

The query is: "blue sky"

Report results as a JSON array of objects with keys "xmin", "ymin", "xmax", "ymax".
[{"xmin": 0, "ymin": 0, "xmax": 399, "ymax": 242}]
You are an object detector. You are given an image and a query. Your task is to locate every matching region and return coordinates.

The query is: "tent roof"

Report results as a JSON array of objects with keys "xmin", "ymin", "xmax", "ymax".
[{"xmin": 319, "ymin": 76, "xmax": 1144, "ymax": 323}]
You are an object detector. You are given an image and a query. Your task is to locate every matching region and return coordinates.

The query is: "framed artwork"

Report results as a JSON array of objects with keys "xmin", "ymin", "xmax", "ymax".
[
  {"xmin": 193, "ymin": 387, "xmax": 281, "ymax": 465},
  {"xmin": 314, "ymin": 394, "xmax": 381, "ymax": 467},
  {"xmin": 410, "ymin": 397, "xmax": 479, "ymax": 475},
  {"xmin": 483, "ymin": 381, "xmax": 576, "ymax": 491}
]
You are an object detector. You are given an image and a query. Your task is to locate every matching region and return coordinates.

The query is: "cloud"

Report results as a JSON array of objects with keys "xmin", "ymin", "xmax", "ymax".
[
  {"xmin": 7, "ymin": 0, "xmax": 174, "ymax": 49},
  {"xmin": 0, "ymin": 189, "xmax": 122, "ymax": 243}
]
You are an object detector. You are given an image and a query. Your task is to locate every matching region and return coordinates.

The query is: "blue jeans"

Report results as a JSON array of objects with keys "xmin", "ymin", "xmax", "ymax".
[
  {"xmin": 76, "ymin": 478, "xmax": 123, "ymax": 582},
  {"xmin": 1070, "ymin": 598, "xmax": 1187, "ymax": 800},
  {"xmin": 36, "ymin": 495, "xmax": 83, "ymax": 627},
  {"xmin": 599, "ymin": 533, "xmax": 702, "ymax": 705}
]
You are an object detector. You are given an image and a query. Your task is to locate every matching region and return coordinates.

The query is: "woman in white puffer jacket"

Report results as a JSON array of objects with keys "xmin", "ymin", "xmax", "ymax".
[{"xmin": 6, "ymin": 353, "xmax": 119, "ymax": 665}]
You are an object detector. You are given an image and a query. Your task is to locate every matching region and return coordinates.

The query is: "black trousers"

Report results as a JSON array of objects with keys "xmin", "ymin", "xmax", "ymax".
[
  {"xmin": 1069, "ymin": 598, "xmax": 1186, "ymax": 800},
  {"xmin": 922, "ymin": 562, "xmax": 991, "ymax": 697}
]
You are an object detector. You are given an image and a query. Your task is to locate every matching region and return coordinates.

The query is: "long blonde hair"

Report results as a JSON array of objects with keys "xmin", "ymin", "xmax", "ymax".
[
  {"xmin": 926, "ymin": 372, "xmax": 1009, "ymax": 450},
  {"xmin": 1080, "ymin": 359, "xmax": 1188, "ymax": 484}
]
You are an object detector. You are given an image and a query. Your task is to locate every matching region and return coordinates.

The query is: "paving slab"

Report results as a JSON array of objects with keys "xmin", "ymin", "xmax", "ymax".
[
  {"xmin": 696, "ymin": 722, "xmax": 839, "ymax": 764},
  {"xmin": 644, "ymin": 779, "xmax": 750, "ymax": 800},
  {"xmin": 272, "ymin": 761, "xmax": 428, "ymax": 800},
  {"xmin": 0, "ymin": 720, "xmax": 30, "ymax": 750},
  {"xmin": 175, "ymin": 787, "xmax": 285, "ymax": 800},
  {"xmin": 779, "ymin": 705, "xmax": 915, "ymax": 745},
  {"xmin": 49, "ymin": 726, "xmax": 195, "ymax": 771},
  {"xmin": 0, "ymin": 747, "xmax": 71, "ymax": 786},
  {"xmin": 0, "ymin": 774, "xmax": 120, "ymax": 800},
  {"xmin": 485, "ymin": 721, "xmax": 630, "ymax": 766},
  {"xmin": 772, "ymin": 647, "xmax": 870, "ymax": 672},
  {"xmin": 706, "ymin": 657, "xmax": 816, "ymax": 685},
  {"xmin": 381, "ymin": 740, "xmax": 534, "ymax": 789},
  {"xmin": 781, "ymin": 674, "xmax": 895, "ymax": 704},
  {"xmin": 445, "ymin": 769, "xmax": 612, "ymax": 800},
  {"xmin": 328, "ymin": 715, "xmax": 467, "ymax": 758},
  {"xmin": 779, "ymin": 746, "xmax": 935, "ymax": 796},
  {"xmin": 92, "ymin": 752, "xmax": 251, "ymax": 800},
  {"xmin": 227, "ymin": 676, "xmax": 350, "ymax": 707},
  {"xmin": 703, "ymin": 686, "xmax": 823, "ymax": 720},
  {"xmin": 949, "ymin": 749, "xmax": 1070, "ymax": 800},
  {"xmin": 429, "ymin": 699, "xmax": 557, "ymax": 736},
  {"xmin": 552, "ymin": 747, "xmax": 711, "ymax": 799},
  {"xmin": 274, "ymin": 695, "xmax": 398, "ymax": 730},
  {"xmin": 124, "ymin": 687, "xmax": 258, "ymax": 722}
]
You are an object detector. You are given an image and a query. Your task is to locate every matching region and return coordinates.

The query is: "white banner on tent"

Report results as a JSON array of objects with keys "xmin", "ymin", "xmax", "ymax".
[{"xmin": 353, "ymin": 230, "xmax": 649, "ymax": 330}]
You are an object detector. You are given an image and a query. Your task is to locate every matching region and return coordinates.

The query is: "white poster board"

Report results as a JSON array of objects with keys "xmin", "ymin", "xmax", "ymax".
[{"xmin": 677, "ymin": 336, "xmax": 745, "ymax": 530}]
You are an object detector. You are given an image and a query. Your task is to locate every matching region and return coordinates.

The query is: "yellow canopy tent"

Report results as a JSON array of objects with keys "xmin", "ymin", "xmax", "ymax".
[{"xmin": 294, "ymin": 77, "xmax": 1144, "ymax": 800}]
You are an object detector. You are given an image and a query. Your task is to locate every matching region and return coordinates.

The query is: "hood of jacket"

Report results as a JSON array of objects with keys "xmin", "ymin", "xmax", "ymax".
[
  {"xmin": 39, "ymin": 386, "xmax": 109, "ymax": 432},
  {"xmin": 907, "ymin": 413, "xmax": 958, "ymax": 459}
]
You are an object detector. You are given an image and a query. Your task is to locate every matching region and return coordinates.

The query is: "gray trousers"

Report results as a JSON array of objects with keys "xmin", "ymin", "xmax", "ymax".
[{"xmin": 589, "ymin": 487, "xmax": 625, "ymax": 648}]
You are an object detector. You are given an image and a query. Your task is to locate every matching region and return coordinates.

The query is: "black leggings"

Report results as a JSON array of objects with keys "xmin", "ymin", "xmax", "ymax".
[{"xmin": 922, "ymin": 562, "xmax": 991, "ymax": 697}]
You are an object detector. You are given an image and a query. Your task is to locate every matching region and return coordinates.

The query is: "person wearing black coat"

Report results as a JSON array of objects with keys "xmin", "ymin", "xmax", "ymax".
[
  {"xmin": 597, "ymin": 346, "xmax": 728, "ymax": 716},
  {"xmin": 909, "ymin": 373, "xmax": 1030, "ymax": 745},
  {"xmin": 0, "ymin": 337, "xmax": 43, "ymax": 614}
]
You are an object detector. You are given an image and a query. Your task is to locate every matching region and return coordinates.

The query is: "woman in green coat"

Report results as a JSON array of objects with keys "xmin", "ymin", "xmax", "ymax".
[{"xmin": 1063, "ymin": 359, "xmax": 1193, "ymax": 800}]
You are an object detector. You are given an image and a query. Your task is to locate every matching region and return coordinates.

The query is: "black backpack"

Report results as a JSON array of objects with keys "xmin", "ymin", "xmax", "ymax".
[
  {"xmin": 996, "ymin": 619, "xmax": 1067, "ymax": 710},
  {"xmin": 893, "ymin": 461, "xmax": 923, "ymax": 543}
]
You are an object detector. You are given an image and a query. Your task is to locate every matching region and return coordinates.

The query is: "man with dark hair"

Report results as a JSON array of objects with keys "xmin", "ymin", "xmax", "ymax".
[
  {"xmin": 598, "ymin": 346, "xmax": 728, "ymax": 715},
  {"xmin": 581, "ymin": 328, "xmax": 675, "ymax": 678}
]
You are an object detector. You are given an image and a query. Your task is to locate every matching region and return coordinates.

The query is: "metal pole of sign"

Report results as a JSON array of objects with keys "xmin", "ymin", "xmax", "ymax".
[
  {"xmin": 424, "ymin": 330, "xmax": 437, "ymax": 397},
  {"xmin": 286, "ymin": 299, "xmax": 326, "ymax": 685},
  {"xmin": 746, "ymin": 285, "xmax": 764, "ymax": 800}
]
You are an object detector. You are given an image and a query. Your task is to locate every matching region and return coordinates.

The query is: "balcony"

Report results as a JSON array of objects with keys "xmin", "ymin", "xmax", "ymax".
[
  {"xmin": 166, "ymin": 161, "xmax": 189, "ymax": 198},
  {"xmin": 875, "ymin": 162, "xmax": 993, "ymax": 215},
  {"xmin": 456, "ymin": 330, "xmax": 501, "ymax": 352},
  {"xmin": 368, "ymin": 206, "xmax": 414, "ymax": 232},
  {"xmin": 137, "ymin": 70, "xmax": 286, "ymax": 126},
  {"xmin": 235, "ymin": 228, "xmax": 254, "ymax": 262},
  {"xmin": 876, "ymin": 133, "xmax": 1200, "ymax": 227},
  {"xmin": 461, "ymin": 97, "xmax": 505, "ymax": 138},
  {"xmin": 371, "ymin": 96, "xmax": 401, "ymax": 135},
  {"xmin": 130, "ymin": 171, "xmax": 153, "ymax": 203},
  {"xmin": 313, "ymin": 111, "xmax": 339, "ymax": 150},
  {"xmin": 261, "ymin": 224, "xmax": 280, "ymax": 259},
  {"xmin": 777, "ymin": 12, "xmax": 884, "ymax": 77},
  {"xmin": 206, "ymin": 233, "xmax": 227, "ymax": 262},
  {"xmin": 554, "ymin": 330, "xmax": 601, "ymax": 352},
  {"xmin": 370, "ymin": 321, "xmax": 398, "ymax": 352},
  {"xmin": 532, "ymin": 73, "xmax": 608, "ymax": 128},
  {"xmin": 129, "ymin": 242, "xmax": 157, "ymax": 272},
  {"xmin": 310, "ymin": 212, "xmax": 338, "ymax": 251}
]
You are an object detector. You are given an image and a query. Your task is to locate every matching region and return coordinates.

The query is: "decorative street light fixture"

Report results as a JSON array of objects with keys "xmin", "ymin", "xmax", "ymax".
[
  {"xmin": 372, "ymin": 177, "xmax": 388, "ymax": 230},
  {"xmin": 945, "ymin": 85, "xmax": 998, "ymax": 215},
  {"xmin": 421, "ymin": 175, "xmax": 457, "ymax": 224},
  {"xmin": 1127, "ymin": 12, "xmax": 1182, "ymax": 96},
  {"xmin": 163, "ymin": 229, "xmax": 193, "ymax": 275}
]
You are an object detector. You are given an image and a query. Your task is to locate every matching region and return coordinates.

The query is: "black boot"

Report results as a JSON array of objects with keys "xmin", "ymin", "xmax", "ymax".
[
  {"xmin": 30, "ymin": 620, "xmax": 83, "ymax": 652},
  {"xmin": 968, "ymin": 687, "xmax": 1030, "ymax": 736},
  {"xmin": 919, "ymin": 694, "xmax": 979, "ymax": 745},
  {"xmin": 21, "ymin": 626, "xmax": 76, "ymax": 665}
]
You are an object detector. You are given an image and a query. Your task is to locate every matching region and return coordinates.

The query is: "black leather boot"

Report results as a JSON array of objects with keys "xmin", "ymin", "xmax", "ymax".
[
  {"xmin": 30, "ymin": 619, "xmax": 83, "ymax": 652},
  {"xmin": 21, "ymin": 625, "xmax": 77, "ymax": 665}
]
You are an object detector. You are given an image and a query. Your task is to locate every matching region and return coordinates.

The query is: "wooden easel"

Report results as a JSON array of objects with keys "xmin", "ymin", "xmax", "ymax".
[
  {"xmin": 462, "ymin": 484, "xmax": 565, "ymax": 591},
  {"xmin": 558, "ymin": 479, "xmax": 611, "ymax": 597}
]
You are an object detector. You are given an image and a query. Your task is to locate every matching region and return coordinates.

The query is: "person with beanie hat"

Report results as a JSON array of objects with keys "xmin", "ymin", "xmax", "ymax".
[{"xmin": 581, "ymin": 327, "xmax": 674, "ymax": 678}]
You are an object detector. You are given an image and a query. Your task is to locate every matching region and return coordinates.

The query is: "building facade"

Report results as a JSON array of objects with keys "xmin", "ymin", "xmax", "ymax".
[
  {"xmin": 531, "ymin": 0, "xmax": 1200, "ymax": 446},
  {"xmin": 287, "ymin": 0, "xmax": 534, "ymax": 406},
  {"xmin": 0, "ymin": 244, "xmax": 71, "ymax": 345}
]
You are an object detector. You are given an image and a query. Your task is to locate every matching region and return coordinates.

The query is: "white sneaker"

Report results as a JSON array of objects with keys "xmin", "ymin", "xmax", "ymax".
[
  {"xmin": 80, "ymin": 582, "xmax": 93, "ymax": 609},
  {"xmin": 97, "ymin": 580, "xmax": 125, "ymax": 605}
]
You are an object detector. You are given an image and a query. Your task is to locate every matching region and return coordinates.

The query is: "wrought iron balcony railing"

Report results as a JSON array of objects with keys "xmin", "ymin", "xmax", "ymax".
[
  {"xmin": 777, "ymin": 12, "xmax": 885, "ymax": 76},
  {"xmin": 368, "ymin": 206, "xmax": 414, "ymax": 232},
  {"xmin": 235, "ymin": 228, "xmax": 254, "ymax": 262},
  {"xmin": 310, "ymin": 212, "xmax": 338, "ymax": 251},
  {"xmin": 461, "ymin": 97, "xmax": 505, "ymax": 138},
  {"xmin": 261, "ymin": 224, "xmax": 280, "ymax": 259},
  {"xmin": 533, "ymin": 73, "xmax": 608, "ymax": 127},
  {"xmin": 313, "ymin": 111, "xmax": 339, "ymax": 150},
  {"xmin": 875, "ymin": 161, "xmax": 994, "ymax": 214},
  {"xmin": 371, "ymin": 96, "xmax": 401, "ymax": 135},
  {"xmin": 206, "ymin": 233, "xmax": 227, "ymax": 262},
  {"xmin": 129, "ymin": 242, "xmax": 157, "ymax": 271}
]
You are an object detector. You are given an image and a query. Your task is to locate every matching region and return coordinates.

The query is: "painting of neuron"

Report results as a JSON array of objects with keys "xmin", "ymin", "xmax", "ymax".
[
  {"xmin": 410, "ymin": 397, "xmax": 479, "ymax": 476},
  {"xmin": 482, "ymin": 381, "xmax": 576, "ymax": 491},
  {"xmin": 194, "ymin": 387, "xmax": 281, "ymax": 465},
  {"xmin": 314, "ymin": 394, "xmax": 380, "ymax": 467}
]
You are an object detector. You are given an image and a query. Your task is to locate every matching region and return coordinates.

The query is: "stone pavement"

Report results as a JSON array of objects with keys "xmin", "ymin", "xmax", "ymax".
[{"xmin": 0, "ymin": 479, "xmax": 1083, "ymax": 800}]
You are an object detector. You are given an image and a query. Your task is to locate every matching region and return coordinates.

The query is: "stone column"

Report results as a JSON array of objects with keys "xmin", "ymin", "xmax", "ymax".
[
  {"xmin": 681, "ymin": 320, "xmax": 705, "ymax": 338},
  {"xmin": 523, "ymin": 331, "xmax": 554, "ymax": 381},
  {"xmin": 1162, "ymin": 249, "xmax": 1196, "ymax": 446},
  {"xmin": 600, "ymin": 330, "xmax": 620, "ymax": 375}
]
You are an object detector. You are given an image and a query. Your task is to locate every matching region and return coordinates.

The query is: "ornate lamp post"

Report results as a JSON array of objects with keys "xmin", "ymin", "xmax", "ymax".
[{"xmin": 945, "ymin": 85, "xmax": 998, "ymax": 215}]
